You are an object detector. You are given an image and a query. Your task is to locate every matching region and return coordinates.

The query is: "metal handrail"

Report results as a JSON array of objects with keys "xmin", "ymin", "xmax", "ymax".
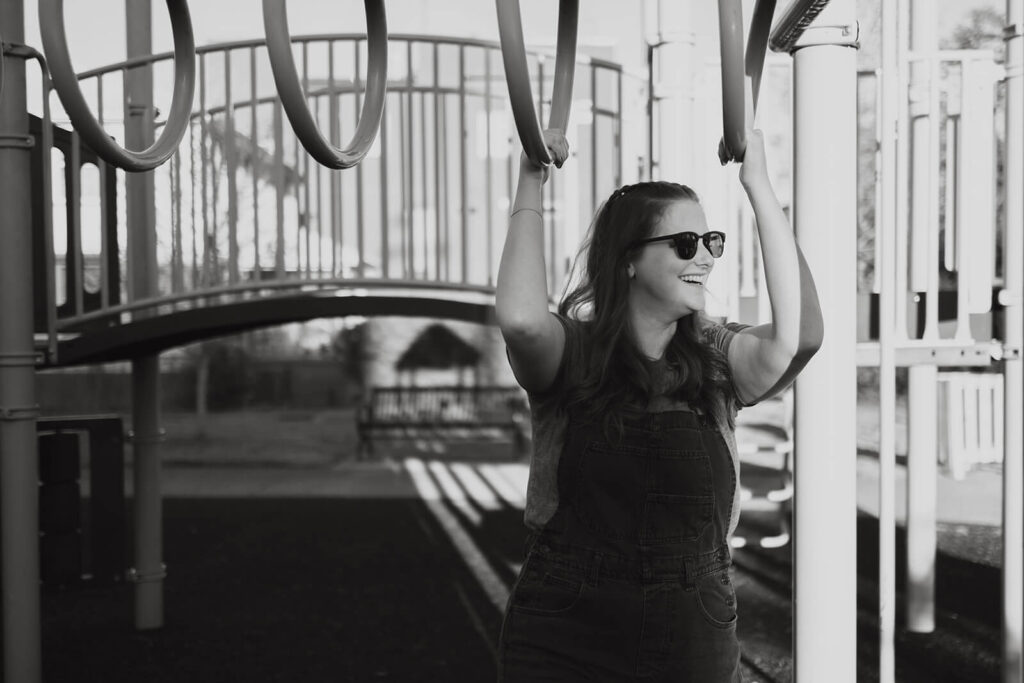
[
  {"xmin": 495, "ymin": 0, "xmax": 578, "ymax": 166},
  {"xmin": 39, "ymin": 0, "xmax": 196, "ymax": 172},
  {"xmin": 56, "ymin": 277, "xmax": 500, "ymax": 329},
  {"xmin": 262, "ymin": 0, "xmax": 388, "ymax": 169}
]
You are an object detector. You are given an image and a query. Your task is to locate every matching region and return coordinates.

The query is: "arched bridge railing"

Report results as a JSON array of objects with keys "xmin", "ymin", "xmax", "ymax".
[{"xmin": 36, "ymin": 33, "xmax": 640, "ymax": 365}]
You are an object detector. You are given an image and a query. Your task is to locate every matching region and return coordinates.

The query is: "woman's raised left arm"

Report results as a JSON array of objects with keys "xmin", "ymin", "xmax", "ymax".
[{"xmin": 726, "ymin": 129, "xmax": 824, "ymax": 405}]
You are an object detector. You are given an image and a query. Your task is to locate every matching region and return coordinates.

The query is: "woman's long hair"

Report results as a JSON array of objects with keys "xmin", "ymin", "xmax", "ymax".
[{"xmin": 558, "ymin": 181, "xmax": 735, "ymax": 439}]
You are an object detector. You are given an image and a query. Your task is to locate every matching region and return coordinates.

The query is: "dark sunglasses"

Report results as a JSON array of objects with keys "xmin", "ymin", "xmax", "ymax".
[{"xmin": 631, "ymin": 230, "xmax": 726, "ymax": 260}]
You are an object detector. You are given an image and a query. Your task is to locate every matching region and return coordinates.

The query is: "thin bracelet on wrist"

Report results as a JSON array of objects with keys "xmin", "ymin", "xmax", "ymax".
[{"xmin": 511, "ymin": 207, "xmax": 544, "ymax": 219}]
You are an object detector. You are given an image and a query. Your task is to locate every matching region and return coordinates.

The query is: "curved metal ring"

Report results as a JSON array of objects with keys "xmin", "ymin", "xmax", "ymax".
[
  {"xmin": 39, "ymin": 0, "xmax": 196, "ymax": 173},
  {"xmin": 496, "ymin": 0, "xmax": 579, "ymax": 167},
  {"xmin": 718, "ymin": 0, "xmax": 778, "ymax": 165},
  {"xmin": 262, "ymin": 0, "xmax": 388, "ymax": 170},
  {"xmin": 717, "ymin": 0, "xmax": 748, "ymax": 164}
]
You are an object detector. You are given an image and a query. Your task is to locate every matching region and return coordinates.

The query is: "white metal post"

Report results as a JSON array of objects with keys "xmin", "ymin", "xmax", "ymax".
[
  {"xmin": 1002, "ymin": 1, "xmax": 1023, "ymax": 680},
  {"xmin": 905, "ymin": 0, "xmax": 939, "ymax": 635},
  {"xmin": 878, "ymin": 0, "xmax": 901, "ymax": 679},
  {"xmin": 790, "ymin": 2, "xmax": 858, "ymax": 681},
  {"xmin": 0, "ymin": 1, "xmax": 43, "ymax": 681},
  {"xmin": 125, "ymin": 0, "xmax": 166, "ymax": 631}
]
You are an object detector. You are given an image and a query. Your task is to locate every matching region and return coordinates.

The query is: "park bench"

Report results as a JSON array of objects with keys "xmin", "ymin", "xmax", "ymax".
[{"xmin": 356, "ymin": 385, "xmax": 529, "ymax": 458}]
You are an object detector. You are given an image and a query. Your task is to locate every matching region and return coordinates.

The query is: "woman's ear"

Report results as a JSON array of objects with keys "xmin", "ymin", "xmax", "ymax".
[{"xmin": 627, "ymin": 264, "xmax": 636, "ymax": 279}]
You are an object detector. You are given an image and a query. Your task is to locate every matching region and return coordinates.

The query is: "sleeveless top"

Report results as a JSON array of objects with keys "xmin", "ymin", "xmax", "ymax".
[{"xmin": 517, "ymin": 315, "xmax": 755, "ymax": 537}]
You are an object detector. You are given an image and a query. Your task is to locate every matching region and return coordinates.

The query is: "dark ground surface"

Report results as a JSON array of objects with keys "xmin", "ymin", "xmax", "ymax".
[
  {"xmin": 23, "ymin": 406, "xmax": 1005, "ymax": 682},
  {"xmin": 28, "ymin": 488, "xmax": 1002, "ymax": 683}
]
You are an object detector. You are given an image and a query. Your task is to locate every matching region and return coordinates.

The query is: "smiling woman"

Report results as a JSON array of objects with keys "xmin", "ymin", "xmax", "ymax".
[{"xmin": 494, "ymin": 120, "xmax": 822, "ymax": 679}]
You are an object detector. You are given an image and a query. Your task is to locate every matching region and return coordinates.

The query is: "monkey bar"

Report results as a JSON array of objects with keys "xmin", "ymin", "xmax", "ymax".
[
  {"xmin": 494, "ymin": 0, "xmax": 578, "ymax": 167},
  {"xmin": 38, "ymin": 0, "xmax": 196, "ymax": 172},
  {"xmin": 262, "ymin": 0, "xmax": 388, "ymax": 169}
]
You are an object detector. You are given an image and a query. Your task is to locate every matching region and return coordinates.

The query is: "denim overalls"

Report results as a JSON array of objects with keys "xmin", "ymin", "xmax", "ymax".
[{"xmin": 498, "ymin": 408, "xmax": 742, "ymax": 682}]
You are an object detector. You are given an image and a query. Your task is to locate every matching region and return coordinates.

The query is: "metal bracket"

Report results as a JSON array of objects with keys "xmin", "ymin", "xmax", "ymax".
[
  {"xmin": 1004, "ymin": 23, "xmax": 1022, "ymax": 40},
  {"xmin": 1001, "ymin": 347, "xmax": 1022, "ymax": 362},
  {"xmin": 0, "ymin": 134, "xmax": 35, "ymax": 149},
  {"xmin": 127, "ymin": 564, "xmax": 168, "ymax": 584},
  {"xmin": 2, "ymin": 42, "xmax": 43, "ymax": 61},
  {"xmin": 792, "ymin": 23, "xmax": 861, "ymax": 51},
  {"xmin": 0, "ymin": 404, "xmax": 41, "ymax": 422}
]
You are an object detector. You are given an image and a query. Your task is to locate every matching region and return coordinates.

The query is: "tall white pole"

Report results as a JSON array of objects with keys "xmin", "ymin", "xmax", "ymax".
[
  {"xmin": 791, "ymin": 2, "xmax": 858, "ymax": 681},
  {"xmin": 1001, "ymin": 1, "xmax": 1023, "ymax": 680},
  {"xmin": 878, "ymin": 0, "xmax": 901, "ymax": 679},
  {"xmin": 905, "ymin": 0, "xmax": 939, "ymax": 636}
]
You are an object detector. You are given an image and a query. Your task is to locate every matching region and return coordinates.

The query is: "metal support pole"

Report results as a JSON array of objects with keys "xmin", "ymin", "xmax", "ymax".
[
  {"xmin": 878, "ymin": 1, "xmax": 901, "ymax": 678},
  {"xmin": 1002, "ymin": 1, "xmax": 1024, "ymax": 680},
  {"xmin": 790, "ymin": 2, "xmax": 858, "ymax": 681},
  {"xmin": 905, "ymin": 0, "xmax": 938, "ymax": 634},
  {"xmin": 0, "ymin": 2, "xmax": 43, "ymax": 680},
  {"xmin": 125, "ymin": 0, "xmax": 165, "ymax": 631}
]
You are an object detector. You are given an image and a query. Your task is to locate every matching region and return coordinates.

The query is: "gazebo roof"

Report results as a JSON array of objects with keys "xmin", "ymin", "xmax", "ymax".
[{"xmin": 396, "ymin": 324, "xmax": 481, "ymax": 370}]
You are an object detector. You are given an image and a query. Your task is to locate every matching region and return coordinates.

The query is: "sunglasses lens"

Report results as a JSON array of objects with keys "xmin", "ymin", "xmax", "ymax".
[
  {"xmin": 707, "ymin": 232, "xmax": 725, "ymax": 258},
  {"xmin": 672, "ymin": 233, "xmax": 699, "ymax": 259}
]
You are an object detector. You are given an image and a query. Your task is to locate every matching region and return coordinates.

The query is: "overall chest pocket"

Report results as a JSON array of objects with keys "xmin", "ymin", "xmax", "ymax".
[
  {"xmin": 573, "ymin": 443, "xmax": 714, "ymax": 543},
  {"xmin": 642, "ymin": 451, "xmax": 715, "ymax": 543}
]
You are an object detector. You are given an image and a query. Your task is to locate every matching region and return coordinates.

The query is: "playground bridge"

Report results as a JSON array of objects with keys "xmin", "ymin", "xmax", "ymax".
[{"xmin": 31, "ymin": 32, "xmax": 636, "ymax": 366}]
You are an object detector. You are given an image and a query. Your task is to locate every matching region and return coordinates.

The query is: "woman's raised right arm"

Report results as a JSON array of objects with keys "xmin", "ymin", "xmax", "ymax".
[{"xmin": 495, "ymin": 131, "xmax": 569, "ymax": 393}]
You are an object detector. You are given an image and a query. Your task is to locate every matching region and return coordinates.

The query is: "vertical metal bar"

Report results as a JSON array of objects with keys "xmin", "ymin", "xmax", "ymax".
[
  {"xmin": 791, "ymin": 2, "xmax": 858, "ymax": 681},
  {"xmin": 419, "ymin": 90, "xmax": 428, "ymax": 280},
  {"xmin": 356, "ymin": 39, "xmax": 366, "ymax": 278},
  {"xmin": 459, "ymin": 45, "xmax": 468, "ymax": 283},
  {"xmin": 225, "ymin": 50, "xmax": 239, "ymax": 284},
  {"xmin": 172, "ymin": 149, "xmax": 183, "ymax": 291},
  {"xmin": 0, "ymin": 0, "xmax": 42, "ymax": 678},
  {"xmin": 1001, "ymin": 2, "xmax": 1024, "ymax": 681},
  {"xmin": 433, "ymin": 42, "xmax": 442, "ymax": 282},
  {"xmin": 590, "ymin": 65, "xmax": 597, "ymax": 227},
  {"xmin": 905, "ymin": 2, "xmax": 939, "ymax": 642},
  {"xmin": 39, "ymin": 67, "xmax": 58, "ymax": 360},
  {"xmin": 328, "ymin": 40, "xmax": 340, "ymax": 276},
  {"xmin": 199, "ymin": 53, "xmax": 210, "ymax": 286},
  {"xmin": 273, "ymin": 99, "xmax": 286, "ymax": 279},
  {"xmin": 616, "ymin": 68, "xmax": 623, "ymax": 188},
  {"xmin": 407, "ymin": 42, "xmax": 415, "ymax": 277},
  {"xmin": 189, "ymin": 118, "xmax": 198, "ymax": 289},
  {"xmin": 296, "ymin": 113, "xmax": 306, "ymax": 277},
  {"xmin": 68, "ymin": 132, "xmax": 83, "ymax": 316},
  {"xmin": 380, "ymin": 87, "xmax": 390, "ymax": 279},
  {"xmin": 895, "ymin": 0, "xmax": 911, "ymax": 341},
  {"xmin": 251, "ymin": 46, "xmax": 260, "ymax": 281},
  {"xmin": 125, "ymin": 0, "xmax": 164, "ymax": 632},
  {"xmin": 485, "ymin": 49, "xmax": 494, "ymax": 286},
  {"xmin": 316, "ymin": 112, "xmax": 324, "ymax": 276},
  {"xmin": 440, "ymin": 94, "xmax": 449, "ymax": 282},
  {"xmin": 97, "ymin": 76, "xmax": 111, "ymax": 308}
]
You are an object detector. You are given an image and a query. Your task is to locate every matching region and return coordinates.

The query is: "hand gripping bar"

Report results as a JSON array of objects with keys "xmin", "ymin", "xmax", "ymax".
[
  {"xmin": 495, "ymin": 0, "xmax": 578, "ymax": 167},
  {"xmin": 262, "ymin": 0, "xmax": 388, "ymax": 170},
  {"xmin": 39, "ymin": 0, "xmax": 196, "ymax": 173}
]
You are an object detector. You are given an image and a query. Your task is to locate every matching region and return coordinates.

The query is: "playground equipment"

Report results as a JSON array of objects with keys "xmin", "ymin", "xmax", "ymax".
[
  {"xmin": 38, "ymin": 0, "xmax": 196, "ymax": 172},
  {"xmin": 263, "ymin": 0, "xmax": 388, "ymax": 169},
  {"xmin": 495, "ymin": 0, "xmax": 577, "ymax": 167},
  {"xmin": 0, "ymin": 0, "xmax": 1021, "ymax": 682}
]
